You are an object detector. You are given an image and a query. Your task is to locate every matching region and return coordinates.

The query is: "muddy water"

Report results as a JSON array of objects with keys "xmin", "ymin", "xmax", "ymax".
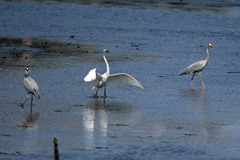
[{"xmin": 0, "ymin": 0, "xmax": 240, "ymax": 159}]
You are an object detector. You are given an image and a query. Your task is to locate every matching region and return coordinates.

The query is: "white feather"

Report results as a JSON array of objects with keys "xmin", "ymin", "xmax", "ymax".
[
  {"xmin": 84, "ymin": 68, "xmax": 97, "ymax": 82},
  {"xmin": 108, "ymin": 73, "xmax": 144, "ymax": 89}
]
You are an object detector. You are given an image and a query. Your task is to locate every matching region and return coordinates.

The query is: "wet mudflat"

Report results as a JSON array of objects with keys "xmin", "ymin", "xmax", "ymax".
[{"xmin": 0, "ymin": 0, "xmax": 240, "ymax": 159}]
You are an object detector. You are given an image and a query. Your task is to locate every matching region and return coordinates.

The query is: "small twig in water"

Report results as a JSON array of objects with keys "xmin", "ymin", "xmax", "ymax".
[{"xmin": 53, "ymin": 136, "xmax": 59, "ymax": 160}]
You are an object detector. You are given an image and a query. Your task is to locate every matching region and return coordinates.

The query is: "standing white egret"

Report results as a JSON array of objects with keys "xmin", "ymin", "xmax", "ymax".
[
  {"xmin": 179, "ymin": 43, "xmax": 213, "ymax": 88},
  {"xmin": 19, "ymin": 67, "xmax": 40, "ymax": 111},
  {"xmin": 84, "ymin": 55, "xmax": 144, "ymax": 97}
]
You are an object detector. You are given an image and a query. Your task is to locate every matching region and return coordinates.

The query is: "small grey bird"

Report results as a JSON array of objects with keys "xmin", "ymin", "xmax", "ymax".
[
  {"xmin": 19, "ymin": 67, "xmax": 40, "ymax": 110},
  {"xmin": 179, "ymin": 43, "xmax": 213, "ymax": 88}
]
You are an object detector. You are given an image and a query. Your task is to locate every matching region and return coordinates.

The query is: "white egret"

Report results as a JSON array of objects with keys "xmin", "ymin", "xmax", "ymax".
[
  {"xmin": 84, "ymin": 55, "xmax": 144, "ymax": 97},
  {"xmin": 179, "ymin": 43, "xmax": 213, "ymax": 88}
]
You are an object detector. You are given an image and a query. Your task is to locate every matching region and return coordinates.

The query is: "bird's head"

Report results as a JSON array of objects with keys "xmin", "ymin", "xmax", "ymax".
[
  {"xmin": 208, "ymin": 43, "xmax": 213, "ymax": 48},
  {"xmin": 103, "ymin": 49, "xmax": 109, "ymax": 53},
  {"xmin": 24, "ymin": 67, "xmax": 29, "ymax": 77}
]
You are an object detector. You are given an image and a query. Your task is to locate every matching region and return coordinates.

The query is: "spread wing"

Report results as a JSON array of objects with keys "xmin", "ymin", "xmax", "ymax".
[
  {"xmin": 107, "ymin": 73, "xmax": 144, "ymax": 89},
  {"xmin": 84, "ymin": 68, "xmax": 102, "ymax": 89},
  {"xmin": 84, "ymin": 68, "xmax": 97, "ymax": 82}
]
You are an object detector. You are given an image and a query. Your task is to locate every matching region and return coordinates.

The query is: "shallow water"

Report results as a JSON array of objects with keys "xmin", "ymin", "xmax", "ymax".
[{"xmin": 0, "ymin": 0, "xmax": 240, "ymax": 159}]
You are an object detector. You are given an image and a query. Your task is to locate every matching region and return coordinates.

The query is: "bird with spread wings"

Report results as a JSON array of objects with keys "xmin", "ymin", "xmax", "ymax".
[{"xmin": 84, "ymin": 55, "xmax": 144, "ymax": 97}]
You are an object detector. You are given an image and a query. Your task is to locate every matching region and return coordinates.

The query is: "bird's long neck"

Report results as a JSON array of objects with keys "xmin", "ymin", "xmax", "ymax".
[
  {"xmin": 24, "ymin": 72, "xmax": 29, "ymax": 78},
  {"xmin": 205, "ymin": 46, "xmax": 210, "ymax": 65},
  {"xmin": 103, "ymin": 56, "xmax": 110, "ymax": 77}
]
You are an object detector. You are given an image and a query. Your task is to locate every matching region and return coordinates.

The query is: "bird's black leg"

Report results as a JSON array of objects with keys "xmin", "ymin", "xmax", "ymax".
[
  {"xmin": 103, "ymin": 97, "xmax": 106, "ymax": 106},
  {"xmin": 30, "ymin": 94, "xmax": 33, "ymax": 113},
  {"xmin": 104, "ymin": 87, "xmax": 107, "ymax": 98},
  {"xmin": 95, "ymin": 88, "xmax": 99, "ymax": 98},
  {"xmin": 191, "ymin": 73, "xmax": 196, "ymax": 89}
]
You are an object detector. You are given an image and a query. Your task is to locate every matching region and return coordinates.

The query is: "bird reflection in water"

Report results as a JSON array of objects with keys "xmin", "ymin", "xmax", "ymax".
[
  {"xmin": 20, "ymin": 111, "xmax": 39, "ymax": 130},
  {"xmin": 86, "ymin": 98, "xmax": 135, "ymax": 113},
  {"xmin": 81, "ymin": 98, "xmax": 108, "ymax": 148},
  {"xmin": 179, "ymin": 88, "xmax": 209, "ymax": 107},
  {"xmin": 80, "ymin": 98, "xmax": 135, "ymax": 149}
]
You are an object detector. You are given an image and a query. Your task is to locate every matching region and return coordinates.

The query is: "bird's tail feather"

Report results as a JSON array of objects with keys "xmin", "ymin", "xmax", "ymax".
[{"xmin": 34, "ymin": 91, "xmax": 40, "ymax": 99}]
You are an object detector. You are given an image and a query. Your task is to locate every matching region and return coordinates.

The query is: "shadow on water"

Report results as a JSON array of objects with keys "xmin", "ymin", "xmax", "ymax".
[{"xmin": 85, "ymin": 98, "xmax": 135, "ymax": 113}]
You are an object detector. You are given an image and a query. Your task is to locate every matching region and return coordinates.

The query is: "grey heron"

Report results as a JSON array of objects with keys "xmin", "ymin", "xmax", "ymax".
[
  {"xmin": 19, "ymin": 67, "xmax": 40, "ymax": 111},
  {"xmin": 84, "ymin": 54, "xmax": 144, "ymax": 97},
  {"xmin": 179, "ymin": 43, "xmax": 213, "ymax": 88}
]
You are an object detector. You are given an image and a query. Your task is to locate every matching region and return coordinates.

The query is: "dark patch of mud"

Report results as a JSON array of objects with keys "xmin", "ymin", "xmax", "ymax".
[{"xmin": 0, "ymin": 37, "xmax": 99, "ymax": 67}]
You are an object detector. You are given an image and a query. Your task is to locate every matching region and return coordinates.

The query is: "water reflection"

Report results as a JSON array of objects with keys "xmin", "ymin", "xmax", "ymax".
[
  {"xmin": 80, "ymin": 98, "xmax": 135, "ymax": 148},
  {"xmin": 203, "ymin": 123, "xmax": 224, "ymax": 144},
  {"xmin": 86, "ymin": 98, "xmax": 135, "ymax": 112},
  {"xmin": 179, "ymin": 88, "xmax": 209, "ymax": 107},
  {"xmin": 21, "ymin": 112, "xmax": 39, "ymax": 130},
  {"xmin": 82, "ymin": 99, "xmax": 108, "ymax": 148},
  {"xmin": 177, "ymin": 88, "xmax": 226, "ymax": 144},
  {"xmin": 180, "ymin": 88, "xmax": 204, "ymax": 96}
]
